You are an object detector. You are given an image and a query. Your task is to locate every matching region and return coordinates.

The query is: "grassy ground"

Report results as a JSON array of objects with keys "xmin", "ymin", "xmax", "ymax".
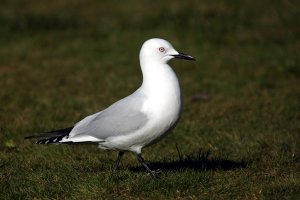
[{"xmin": 0, "ymin": 0, "xmax": 299, "ymax": 199}]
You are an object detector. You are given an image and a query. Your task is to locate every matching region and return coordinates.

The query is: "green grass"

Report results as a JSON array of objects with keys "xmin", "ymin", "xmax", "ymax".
[{"xmin": 0, "ymin": 0, "xmax": 299, "ymax": 199}]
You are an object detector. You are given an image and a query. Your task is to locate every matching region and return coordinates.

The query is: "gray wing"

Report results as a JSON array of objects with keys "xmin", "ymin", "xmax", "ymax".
[{"xmin": 69, "ymin": 91, "xmax": 148, "ymax": 140}]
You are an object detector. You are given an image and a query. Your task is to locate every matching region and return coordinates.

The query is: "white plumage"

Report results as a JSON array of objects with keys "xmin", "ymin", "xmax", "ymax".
[{"xmin": 29, "ymin": 38, "xmax": 195, "ymax": 179}]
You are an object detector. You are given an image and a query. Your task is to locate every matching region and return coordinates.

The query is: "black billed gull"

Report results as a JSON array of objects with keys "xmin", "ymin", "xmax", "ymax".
[{"xmin": 26, "ymin": 38, "xmax": 195, "ymax": 179}]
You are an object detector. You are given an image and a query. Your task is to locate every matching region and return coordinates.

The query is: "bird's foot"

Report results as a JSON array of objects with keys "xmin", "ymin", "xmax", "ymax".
[{"xmin": 146, "ymin": 169, "xmax": 161, "ymax": 180}]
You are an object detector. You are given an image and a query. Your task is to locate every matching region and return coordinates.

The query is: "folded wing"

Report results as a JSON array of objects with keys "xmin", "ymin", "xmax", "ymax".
[{"xmin": 64, "ymin": 92, "xmax": 148, "ymax": 142}]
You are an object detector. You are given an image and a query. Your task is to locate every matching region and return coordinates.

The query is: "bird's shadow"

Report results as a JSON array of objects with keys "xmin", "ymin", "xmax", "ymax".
[{"xmin": 129, "ymin": 148, "xmax": 247, "ymax": 172}]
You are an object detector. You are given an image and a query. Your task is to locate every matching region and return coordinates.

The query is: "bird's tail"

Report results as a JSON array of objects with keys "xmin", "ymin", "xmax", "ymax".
[{"xmin": 25, "ymin": 126, "xmax": 73, "ymax": 144}]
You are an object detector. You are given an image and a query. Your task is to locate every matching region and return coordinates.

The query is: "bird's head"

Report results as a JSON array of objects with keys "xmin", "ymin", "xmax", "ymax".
[{"xmin": 139, "ymin": 38, "xmax": 195, "ymax": 64}]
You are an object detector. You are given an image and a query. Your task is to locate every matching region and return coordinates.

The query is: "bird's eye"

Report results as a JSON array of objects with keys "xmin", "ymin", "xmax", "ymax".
[{"xmin": 159, "ymin": 47, "xmax": 165, "ymax": 52}]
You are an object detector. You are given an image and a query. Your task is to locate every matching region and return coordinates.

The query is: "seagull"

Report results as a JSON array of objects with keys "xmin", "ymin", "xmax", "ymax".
[{"xmin": 26, "ymin": 38, "xmax": 195, "ymax": 179}]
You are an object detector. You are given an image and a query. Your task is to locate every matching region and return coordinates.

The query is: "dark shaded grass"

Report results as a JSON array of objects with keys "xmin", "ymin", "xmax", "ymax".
[
  {"xmin": 130, "ymin": 148, "xmax": 247, "ymax": 173},
  {"xmin": 0, "ymin": 0, "xmax": 299, "ymax": 199}
]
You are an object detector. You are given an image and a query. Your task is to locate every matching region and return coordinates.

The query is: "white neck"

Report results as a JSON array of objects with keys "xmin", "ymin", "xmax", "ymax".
[
  {"xmin": 138, "ymin": 59, "xmax": 181, "ymax": 108},
  {"xmin": 138, "ymin": 58, "xmax": 182, "ymax": 132}
]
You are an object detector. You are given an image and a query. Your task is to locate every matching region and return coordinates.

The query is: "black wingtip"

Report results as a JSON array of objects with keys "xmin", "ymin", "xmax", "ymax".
[
  {"xmin": 45, "ymin": 126, "xmax": 74, "ymax": 134},
  {"xmin": 25, "ymin": 126, "xmax": 74, "ymax": 140},
  {"xmin": 36, "ymin": 135, "xmax": 66, "ymax": 144}
]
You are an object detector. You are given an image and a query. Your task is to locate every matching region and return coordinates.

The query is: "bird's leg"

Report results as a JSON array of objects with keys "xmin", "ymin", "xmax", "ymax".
[
  {"xmin": 113, "ymin": 151, "xmax": 124, "ymax": 172},
  {"xmin": 136, "ymin": 154, "xmax": 160, "ymax": 180}
]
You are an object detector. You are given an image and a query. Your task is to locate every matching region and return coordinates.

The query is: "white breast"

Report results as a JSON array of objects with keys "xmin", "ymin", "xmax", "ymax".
[
  {"xmin": 141, "ymin": 65, "xmax": 182, "ymax": 131},
  {"xmin": 100, "ymin": 63, "xmax": 182, "ymax": 153}
]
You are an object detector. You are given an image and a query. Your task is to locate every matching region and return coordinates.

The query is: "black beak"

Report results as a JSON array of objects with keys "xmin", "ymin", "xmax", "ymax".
[{"xmin": 172, "ymin": 52, "xmax": 196, "ymax": 61}]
